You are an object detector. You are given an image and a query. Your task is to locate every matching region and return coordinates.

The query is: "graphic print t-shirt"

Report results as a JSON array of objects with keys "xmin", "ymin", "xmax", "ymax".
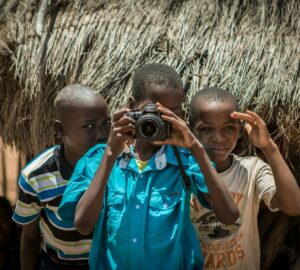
[{"xmin": 191, "ymin": 155, "xmax": 278, "ymax": 270}]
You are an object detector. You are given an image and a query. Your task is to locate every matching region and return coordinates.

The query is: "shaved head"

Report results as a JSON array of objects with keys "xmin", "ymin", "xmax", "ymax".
[
  {"xmin": 53, "ymin": 84, "xmax": 109, "ymax": 167},
  {"xmin": 132, "ymin": 63, "xmax": 183, "ymax": 103},
  {"xmin": 189, "ymin": 87, "xmax": 239, "ymax": 126},
  {"xmin": 54, "ymin": 84, "xmax": 106, "ymax": 121}
]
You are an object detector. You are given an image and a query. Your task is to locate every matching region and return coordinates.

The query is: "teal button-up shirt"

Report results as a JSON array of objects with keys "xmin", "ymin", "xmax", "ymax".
[{"xmin": 59, "ymin": 144, "xmax": 209, "ymax": 270}]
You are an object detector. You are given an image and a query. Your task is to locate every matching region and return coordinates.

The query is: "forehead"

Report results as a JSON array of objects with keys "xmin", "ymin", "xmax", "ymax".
[
  {"xmin": 196, "ymin": 101, "xmax": 237, "ymax": 124},
  {"xmin": 62, "ymin": 95, "xmax": 108, "ymax": 118},
  {"xmin": 140, "ymin": 85, "xmax": 184, "ymax": 109}
]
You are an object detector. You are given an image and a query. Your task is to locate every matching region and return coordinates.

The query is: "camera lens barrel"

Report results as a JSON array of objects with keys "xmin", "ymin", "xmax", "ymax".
[
  {"xmin": 136, "ymin": 115, "xmax": 163, "ymax": 140},
  {"xmin": 126, "ymin": 104, "xmax": 171, "ymax": 141}
]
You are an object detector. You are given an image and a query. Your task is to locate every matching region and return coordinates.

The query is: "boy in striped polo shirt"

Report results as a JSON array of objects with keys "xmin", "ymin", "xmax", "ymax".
[{"xmin": 13, "ymin": 84, "xmax": 110, "ymax": 270}]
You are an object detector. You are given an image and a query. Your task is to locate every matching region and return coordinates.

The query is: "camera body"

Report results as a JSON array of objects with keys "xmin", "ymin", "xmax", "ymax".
[{"xmin": 126, "ymin": 103, "xmax": 171, "ymax": 141}]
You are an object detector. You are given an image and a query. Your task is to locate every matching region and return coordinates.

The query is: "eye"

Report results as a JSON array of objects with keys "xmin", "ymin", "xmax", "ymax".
[
  {"xmin": 103, "ymin": 117, "xmax": 111, "ymax": 126},
  {"xmin": 84, "ymin": 123, "xmax": 95, "ymax": 129},
  {"xmin": 224, "ymin": 126, "xmax": 237, "ymax": 132},
  {"xmin": 197, "ymin": 127, "xmax": 213, "ymax": 133}
]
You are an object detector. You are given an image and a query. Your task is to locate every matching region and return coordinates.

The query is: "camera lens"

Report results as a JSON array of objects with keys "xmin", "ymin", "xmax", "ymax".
[{"xmin": 140, "ymin": 122, "xmax": 157, "ymax": 137}]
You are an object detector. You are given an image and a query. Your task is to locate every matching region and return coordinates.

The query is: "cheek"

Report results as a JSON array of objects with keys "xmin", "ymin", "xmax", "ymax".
[
  {"xmin": 64, "ymin": 132, "xmax": 90, "ymax": 146},
  {"xmin": 229, "ymin": 131, "xmax": 240, "ymax": 142},
  {"xmin": 64, "ymin": 133, "xmax": 81, "ymax": 144},
  {"xmin": 226, "ymin": 133, "xmax": 239, "ymax": 149},
  {"xmin": 80, "ymin": 131, "xmax": 97, "ymax": 143},
  {"xmin": 192, "ymin": 130, "xmax": 209, "ymax": 143}
]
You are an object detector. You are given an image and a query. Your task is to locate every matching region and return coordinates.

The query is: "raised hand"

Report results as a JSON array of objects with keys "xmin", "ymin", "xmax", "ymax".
[
  {"xmin": 154, "ymin": 102, "xmax": 198, "ymax": 150},
  {"xmin": 107, "ymin": 109, "xmax": 135, "ymax": 156},
  {"xmin": 230, "ymin": 110, "xmax": 272, "ymax": 149}
]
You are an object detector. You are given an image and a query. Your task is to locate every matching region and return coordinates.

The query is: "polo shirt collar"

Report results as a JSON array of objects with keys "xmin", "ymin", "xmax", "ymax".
[{"xmin": 54, "ymin": 144, "xmax": 73, "ymax": 180}]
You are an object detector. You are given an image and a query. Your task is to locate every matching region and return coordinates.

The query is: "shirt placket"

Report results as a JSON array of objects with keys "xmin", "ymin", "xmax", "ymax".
[{"xmin": 128, "ymin": 171, "xmax": 147, "ymax": 270}]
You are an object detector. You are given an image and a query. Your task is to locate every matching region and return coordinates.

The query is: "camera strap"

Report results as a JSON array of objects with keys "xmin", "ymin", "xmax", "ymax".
[{"xmin": 172, "ymin": 146, "xmax": 191, "ymax": 190}]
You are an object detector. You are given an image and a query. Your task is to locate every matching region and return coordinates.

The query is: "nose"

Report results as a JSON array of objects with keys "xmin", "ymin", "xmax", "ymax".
[
  {"xmin": 96, "ymin": 127, "xmax": 105, "ymax": 141},
  {"xmin": 211, "ymin": 131, "xmax": 225, "ymax": 143},
  {"xmin": 96, "ymin": 124, "xmax": 109, "ymax": 142}
]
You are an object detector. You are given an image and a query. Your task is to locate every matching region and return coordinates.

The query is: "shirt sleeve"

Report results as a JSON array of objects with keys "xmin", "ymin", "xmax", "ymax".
[
  {"xmin": 58, "ymin": 145, "xmax": 105, "ymax": 225},
  {"xmin": 185, "ymin": 158, "xmax": 211, "ymax": 209},
  {"xmin": 12, "ymin": 172, "xmax": 42, "ymax": 225},
  {"xmin": 255, "ymin": 159, "xmax": 278, "ymax": 212}
]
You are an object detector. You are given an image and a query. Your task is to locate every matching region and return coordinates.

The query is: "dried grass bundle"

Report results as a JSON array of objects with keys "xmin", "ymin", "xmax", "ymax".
[{"xmin": 0, "ymin": 0, "xmax": 298, "ymax": 177}]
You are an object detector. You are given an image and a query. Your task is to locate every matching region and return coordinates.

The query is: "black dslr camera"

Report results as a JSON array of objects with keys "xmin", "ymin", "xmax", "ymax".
[{"xmin": 126, "ymin": 104, "xmax": 171, "ymax": 141}]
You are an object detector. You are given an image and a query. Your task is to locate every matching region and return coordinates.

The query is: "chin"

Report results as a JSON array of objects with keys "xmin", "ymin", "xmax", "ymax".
[
  {"xmin": 208, "ymin": 153, "xmax": 227, "ymax": 163},
  {"xmin": 214, "ymin": 159, "xmax": 228, "ymax": 166}
]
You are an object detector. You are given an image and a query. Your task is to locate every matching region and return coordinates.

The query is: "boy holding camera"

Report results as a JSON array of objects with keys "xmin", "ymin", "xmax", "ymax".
[{"xmin": 58, "ymin": 64, "xmax": 238, "ymax": 269}]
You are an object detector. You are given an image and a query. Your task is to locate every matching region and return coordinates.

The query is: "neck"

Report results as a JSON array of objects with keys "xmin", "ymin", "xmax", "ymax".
[
  {"xmin": 215, "ymin": 156, "xmax": 233, "ymax": 173},
  {"xmin": 134, "ymin": 140, "xmax": 160, "ymax": 161},
  {"xmin": 62, "ymin": 147, "xmax": 78, "ymax": 169}
]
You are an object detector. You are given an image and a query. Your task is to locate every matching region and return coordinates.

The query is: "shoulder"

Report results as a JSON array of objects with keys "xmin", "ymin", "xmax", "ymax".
[
  {"xmin": 22, "ymin": 146, "xmax": 58, "ymax": 179},
  {"xmin": 167, "ymin": 146, "xmax": 209, "ymax": 176},
  {"xmin": 18, "ymin": 146, "xmax": 65, "ymax": 199},
  {"xmin": 177, "ymin": 146, "xmax": 214, "ymax": 170},
  {"xmin": 164, "ymin": 145, "xmax": 195, "ymax": 167},
  {"xmin": 76, "ymin": 144, "xmax": 106, "ymax": 169},
  {"xmin": 232, "ymin": 155, "xmax": 273, "ymax": 181},
  {"xmin": 81, "ymin": 144, "xmax": 106, "ymax": 162},
  {"xmin": 234, "ymin": 155, "xmax": 270, "ymax": 170},
  {"xmin": 72, "ymin": 144, "xmax": 106, "ymax": 179}
]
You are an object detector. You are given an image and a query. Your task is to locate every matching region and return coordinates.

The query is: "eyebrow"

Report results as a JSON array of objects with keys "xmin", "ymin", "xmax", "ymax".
[
  {"xmin": 80, "ymin": 119, "xmax": 96, "ymax": 124},
  {"xmin": 81, "ymin": 116, "xmax": 110, "ymax": 123},
  {"xmin": 223, "ymin": 120, "xmax": 236, "ymax": 124},
  {"xmin": 199, "ymin": 120, "xmax": 236, "ymax": 125}
]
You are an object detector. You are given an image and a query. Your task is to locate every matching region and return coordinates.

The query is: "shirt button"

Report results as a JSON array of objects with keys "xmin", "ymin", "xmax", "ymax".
[
  {"xmin": 163, "ymin": 203, "xmax": 168, "ymax": 208},
  {"xmin": 135, "ymin": 204, "xmax": 140, "ymax": 209},
  {"xmin": 140, "ymin": 174, "xmax": 144, "ymax": 178},
  {"xmin": 132, "ymin": 238, "xmax": 138, "ymax": 243}
]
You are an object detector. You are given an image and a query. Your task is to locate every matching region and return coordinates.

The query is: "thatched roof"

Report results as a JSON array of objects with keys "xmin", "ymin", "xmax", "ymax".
[{"xmin": 0, "ymin": 0, "xmax": 299, "ymax": 175}]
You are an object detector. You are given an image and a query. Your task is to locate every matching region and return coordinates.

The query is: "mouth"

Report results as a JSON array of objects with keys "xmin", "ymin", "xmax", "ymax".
[{"xmin": 208, "ymin": 148, "xmax": 229, "ymax": 154}]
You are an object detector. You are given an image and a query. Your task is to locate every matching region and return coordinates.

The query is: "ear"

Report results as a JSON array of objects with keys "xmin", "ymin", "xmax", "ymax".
[
  {"xmin": 54, "ymin": 120, "xmax": 63, "ymax": 144},
  {"xmin": 128, "ymin": 96, "xmax": 137, "ymax": 109}
]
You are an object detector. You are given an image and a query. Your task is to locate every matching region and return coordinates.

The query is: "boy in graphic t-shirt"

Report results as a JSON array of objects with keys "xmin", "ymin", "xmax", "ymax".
[{"xmin": 189, "ymin": 87, "xmax": 300, "ymax": 270}]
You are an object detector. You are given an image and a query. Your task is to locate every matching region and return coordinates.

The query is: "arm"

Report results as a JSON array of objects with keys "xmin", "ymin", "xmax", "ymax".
[
  {"xmin": 12, "ymin": 173, "xmax": 42, "ymax": 270},
  {"xmin": 155, "ymin": 103, "xmax": 239, "ymax": 225},
  {"xmin": 20, "ymin": 219, "xmax": 41, "ymax": 270},
  {"xmin": 262, "ymin": 142, "xmax": 300, "ymax": 215},
  {"xmin": 231, "ymin": 110, "xmax": 300, "ymax": 216},
  {"xmin": 190, "ymin": 141, "xmax": 239, "ymax": 224},
  {"xmin": 75, "ymin": 109, "xmax": 135, "ymax": 235}
]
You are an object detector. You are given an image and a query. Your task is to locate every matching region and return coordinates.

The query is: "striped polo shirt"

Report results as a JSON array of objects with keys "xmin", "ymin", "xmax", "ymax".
[{"xmin": 13, "ymin": 145, "xmax": 92, "ymax": 265}]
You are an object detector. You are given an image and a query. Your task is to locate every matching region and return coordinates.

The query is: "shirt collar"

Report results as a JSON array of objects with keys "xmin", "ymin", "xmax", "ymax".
[
  {"xmin": 54, "ymin": 144, "xmax": 74, "ymax": 180},
  {"xmin": 118, "ymin": 144, "xmax": 191, "ymax": 172}
]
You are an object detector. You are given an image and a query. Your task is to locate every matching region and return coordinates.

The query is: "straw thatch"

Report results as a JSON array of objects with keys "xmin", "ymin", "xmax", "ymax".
[
  {"xmin": 0, "ymin": 0, "xmax": 299, "ymax": 173},
  {"xmin": 0, "ymin": 1, "xmax": 299, "ymax": 267}
]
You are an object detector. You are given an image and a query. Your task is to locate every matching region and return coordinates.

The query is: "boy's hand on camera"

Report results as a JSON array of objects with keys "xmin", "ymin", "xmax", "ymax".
[
  {"xmin": 106, "ymin": 109, "xmax": 135, "ymax": 156},
  {"xmin": 231, "ymin": 110, "xmax": 273, "ymax": 149},
  {"xmin": 154, "ymin": 103, "xmax": 197, "ymax": 149}
]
